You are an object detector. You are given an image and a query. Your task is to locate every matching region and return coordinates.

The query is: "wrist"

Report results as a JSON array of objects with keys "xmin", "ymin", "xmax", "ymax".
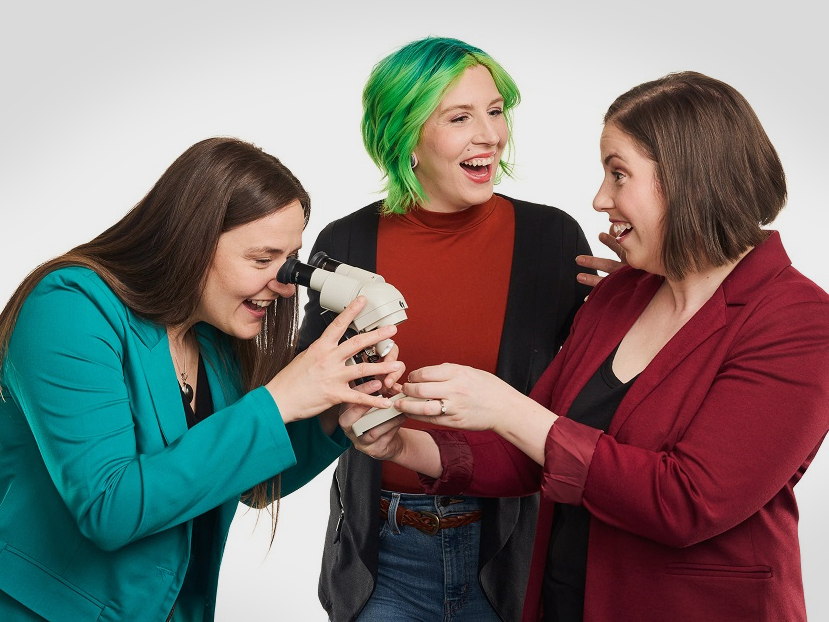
[
  {"xmin": 490, "ymin": 391, "xmax": 530, "ymax": 437},
  {"xmin": 390, "ymin": 428, "xmax": 414, "ymax": 464},
  {"xmin": 395, "ymin": 429, "xmax": 443, "ymax": 479},
  {"xmin": 319, "ymin": 406, "xmax": 339, "ymax": 435},
  {"xmin": 497, "ymin": 398, "xmax": 558, "ymax": 466},
  {"xmin": 268, "ymin": 387, "xmax": 299, "ymax": 424}
]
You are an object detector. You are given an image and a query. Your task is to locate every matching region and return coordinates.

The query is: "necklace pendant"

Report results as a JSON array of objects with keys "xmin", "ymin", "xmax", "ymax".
[{"xmin": 181, "ymin": 381, "xmax": 194, "ymax": 402}]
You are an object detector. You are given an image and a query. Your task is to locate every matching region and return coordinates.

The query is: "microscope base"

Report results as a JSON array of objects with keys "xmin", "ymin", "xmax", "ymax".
[
  {"xmin": 352, "ymin": 394, "xmax": 433, "ymax": 436},
  {"xmin": 352, "ymin": 394, "xmax": 406, "ymax": 436}
]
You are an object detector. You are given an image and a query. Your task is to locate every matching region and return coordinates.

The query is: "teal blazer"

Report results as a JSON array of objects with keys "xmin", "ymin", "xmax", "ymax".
[{"xmin": 0, "ymin": 267, "xmax": 348, "ymax": 621}]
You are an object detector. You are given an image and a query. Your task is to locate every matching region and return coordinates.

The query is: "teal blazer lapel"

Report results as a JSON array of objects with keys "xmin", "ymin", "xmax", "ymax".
[
  {"xmin": 194, "ymin": 322, "xmax": 242, "ymax": 414},
  {"xmin": 129, "ymin": 318, "xmax": 241, "ymax": 539},
  {"xmin": 127, "ymin": 311, "xmax": 188, "ymax": 445}
]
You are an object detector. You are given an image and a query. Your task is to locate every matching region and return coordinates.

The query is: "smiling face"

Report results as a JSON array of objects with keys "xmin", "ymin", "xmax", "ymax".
[
  {"xmin": 413, "ymin": 64, "xmax": 508, "ymax": 213},
  {"xmin": 593, "ymin": 123, "xmax": 667, "ymax": 274},
  {"xmin": 194, "ymin": 200, "xmax": 304, "ymax": 339}
]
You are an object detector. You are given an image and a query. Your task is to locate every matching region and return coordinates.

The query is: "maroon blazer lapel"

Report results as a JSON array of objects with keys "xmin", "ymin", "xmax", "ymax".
[
  {"xmin": 551, "ymin": 271, "xmax": 661, "ymax": 417},
  {"xmin": 609, "ymin": 287, "xmax": 729, "ymax": 437}
]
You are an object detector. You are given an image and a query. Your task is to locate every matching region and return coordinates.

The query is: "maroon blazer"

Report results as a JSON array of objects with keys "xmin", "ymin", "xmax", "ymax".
[{"xmin": 423, "ymin": 232, "xmax": 829, "ymax": 621}]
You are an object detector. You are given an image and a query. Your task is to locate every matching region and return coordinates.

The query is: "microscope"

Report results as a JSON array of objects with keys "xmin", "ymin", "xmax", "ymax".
[{"xmin": 277, "ymin": 252, "xmax": 413, "ymax": 436}]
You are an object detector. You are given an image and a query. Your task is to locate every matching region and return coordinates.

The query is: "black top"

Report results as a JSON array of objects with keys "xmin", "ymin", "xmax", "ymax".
[
  {"xmin": 183, "ymin": 353, "xmax": 213, "ymax": 427},
  {"xmin": 174, "ymin": 354, "xmax": 220, "ymax": 618},
  {"xmin": 543, "ymin": 345, "xmax": 636, "ymax": 622}
]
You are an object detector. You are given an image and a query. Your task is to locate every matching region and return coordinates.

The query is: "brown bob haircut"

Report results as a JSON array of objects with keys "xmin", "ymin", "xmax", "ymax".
[{"xmin": 604, "ymin": 71, "xmax": 787, "ymax": 280}]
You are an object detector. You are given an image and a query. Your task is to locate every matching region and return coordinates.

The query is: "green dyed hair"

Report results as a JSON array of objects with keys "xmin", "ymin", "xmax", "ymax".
[{"xmin": 361, "ymin": 37, "xmax": 521, "ymax": 214}]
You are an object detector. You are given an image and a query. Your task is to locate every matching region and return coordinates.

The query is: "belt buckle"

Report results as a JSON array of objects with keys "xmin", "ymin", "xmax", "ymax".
[{"xmin": 419, "ymin": 510, "xmax": 440, "ymax": 536}]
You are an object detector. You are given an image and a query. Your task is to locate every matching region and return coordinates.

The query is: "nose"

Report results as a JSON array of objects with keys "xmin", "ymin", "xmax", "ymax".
[
  {"xmin": 592, "ymin": 177, "xmax": 613, "ymax": 213},
  {"xmin": 268, "ymin": 277, "xmax": 296, "ymax": 298},
  {"xmin": 473, "ymin": 115, "xmax": 501, "ymax": 146}
]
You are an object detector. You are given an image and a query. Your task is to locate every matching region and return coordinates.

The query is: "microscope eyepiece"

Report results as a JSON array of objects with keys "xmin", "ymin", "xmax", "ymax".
[
  {"xmin": 276, "ymin": 257, "xmax": 316, "ymax": 287},
  {"xmin": 309, "ymin": 251, "xmax": 343, "ymax": 272}
]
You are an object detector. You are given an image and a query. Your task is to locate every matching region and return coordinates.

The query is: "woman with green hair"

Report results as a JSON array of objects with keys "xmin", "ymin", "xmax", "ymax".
[
  {"xmin": 360, "ymin": 36, "xmax": 521, "ymax": 216},
  {"xmin": 298, "ymin": 37, "xmax": 618, "ymax": 621}
]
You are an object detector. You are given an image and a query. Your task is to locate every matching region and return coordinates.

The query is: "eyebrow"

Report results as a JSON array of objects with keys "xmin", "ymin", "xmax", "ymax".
[
  {"xmin": 604, "ymin": 153, "xmax": 624, "ymax": 166},
  {"xmin": 246, "ymin": 246, "xmax": 301, "ymax": 255},
  {"xmin": 438, "ymin": 97, "xmax": 505, "ymax": 115}
]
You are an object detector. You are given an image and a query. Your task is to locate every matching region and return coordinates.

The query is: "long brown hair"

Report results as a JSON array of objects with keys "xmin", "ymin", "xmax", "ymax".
[
  {"xmin": 0, "ymin": 137, "xmax": 310, "ymax": 523},
  {"xmin": 604, "ymin": 71, "xmax": 786, "ymax": 280}
]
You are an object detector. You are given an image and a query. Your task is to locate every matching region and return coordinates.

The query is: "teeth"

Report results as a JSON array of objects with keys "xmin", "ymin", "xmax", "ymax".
[
  {"xmin": 461, "ymin": 156, "xmax": 495, "ymax": 167},
  {"xmin": 248, "ymin": 299, "xmax": 274, "ymax": 308},
  {"xmin": 611, "ymin": 222, "xmax": 632, "ymax": 237}
]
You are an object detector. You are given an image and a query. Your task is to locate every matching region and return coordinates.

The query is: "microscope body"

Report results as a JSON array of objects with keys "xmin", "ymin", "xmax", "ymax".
[
  {"xmin": 305, "ymin": 267, "xmax": 408, "ymax": 359},
  {"xmin": 277, "ymin": 253, "xmax": 410, "ymax": 434},
  {"xmin": 278, "ymin": 251, "xmax": 408, "ymax": 358}
]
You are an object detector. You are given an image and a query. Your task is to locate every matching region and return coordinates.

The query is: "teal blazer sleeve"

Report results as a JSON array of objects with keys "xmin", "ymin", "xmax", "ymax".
[
  {"xmin": 280, "ymin": 418, "xmax": 349, "ymax": 497},
  {"xmin": 0, "ymin": 267, "xmax": 344, "ymax": 621}
]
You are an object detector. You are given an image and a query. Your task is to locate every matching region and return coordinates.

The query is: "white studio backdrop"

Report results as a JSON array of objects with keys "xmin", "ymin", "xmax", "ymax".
[{"xmin": 1, "ymin": 1, "xmax": 826, "ymax": 620}]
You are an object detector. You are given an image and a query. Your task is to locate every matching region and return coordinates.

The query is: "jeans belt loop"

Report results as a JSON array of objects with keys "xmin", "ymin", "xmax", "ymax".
[{"xmin": 387, "ymin": 492, "xmax": 403, "ymax": 535}]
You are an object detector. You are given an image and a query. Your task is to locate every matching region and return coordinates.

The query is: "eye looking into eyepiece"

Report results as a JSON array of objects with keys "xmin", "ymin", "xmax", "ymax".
[{"xmin": 276, "ymin": 257, "xmax": 315, "ymax": 287}]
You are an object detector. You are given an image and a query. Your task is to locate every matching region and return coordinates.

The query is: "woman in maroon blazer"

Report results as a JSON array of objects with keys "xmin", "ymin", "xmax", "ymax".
[{"xmin": 342, "ymin": 72, "xmax": 829, "ymax": 622}]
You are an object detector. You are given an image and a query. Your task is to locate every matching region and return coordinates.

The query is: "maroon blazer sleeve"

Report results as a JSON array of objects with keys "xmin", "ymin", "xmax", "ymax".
[{"xmin": 418, "ymin": 428, "xmax": 543, "ymax": 497}]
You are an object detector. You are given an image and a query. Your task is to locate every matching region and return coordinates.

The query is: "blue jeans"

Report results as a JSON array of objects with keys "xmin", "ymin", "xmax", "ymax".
[{"xmin": 356, "ymin": 491, "xmax": 502, "ymax": 622}]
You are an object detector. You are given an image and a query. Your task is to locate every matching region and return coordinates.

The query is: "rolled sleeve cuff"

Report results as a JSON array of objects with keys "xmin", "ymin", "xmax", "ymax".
[
  {"xmin": 327, "ymin": 423, "xmax": 351, "ymax": 449},
  {"xmin": 416, "ymin": 430, "xmax": 474, "ymax": 495},
  {"xmin": 543, "ymin": 417, "xmax": 603, "ymax": 506}
]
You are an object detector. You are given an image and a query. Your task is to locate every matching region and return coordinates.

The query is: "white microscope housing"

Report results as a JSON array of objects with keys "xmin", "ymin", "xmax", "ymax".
[{"xmin": 277, "ymin": 252, "xmax": 408, "ymax": 358}]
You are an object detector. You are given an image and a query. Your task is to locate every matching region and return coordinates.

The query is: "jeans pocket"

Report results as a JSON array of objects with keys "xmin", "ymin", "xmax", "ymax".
[{"xmin": 378, "ymin": 521, "xmax": 390, "ymax": 541}]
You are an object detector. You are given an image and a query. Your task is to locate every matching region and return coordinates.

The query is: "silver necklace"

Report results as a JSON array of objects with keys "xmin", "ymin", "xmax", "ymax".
[{"xmin": 172, "ymin": 344, "xmax": 194, "ymax": 402}]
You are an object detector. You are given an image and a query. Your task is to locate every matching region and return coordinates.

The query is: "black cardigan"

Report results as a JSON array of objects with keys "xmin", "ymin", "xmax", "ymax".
[{"xmin": 299, "ymin": 195, "xmax": 593, "ymax": 622}]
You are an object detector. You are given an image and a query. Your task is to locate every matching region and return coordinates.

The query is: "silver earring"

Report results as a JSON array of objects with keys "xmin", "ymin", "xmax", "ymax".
[{"xmin": 410, "ymin": 153, "xmax": 418, "ymax": 169}]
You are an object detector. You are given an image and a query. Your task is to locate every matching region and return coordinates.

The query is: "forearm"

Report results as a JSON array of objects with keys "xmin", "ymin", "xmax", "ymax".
[
  {"xmin": 71, "ymin": 390, "xmax": 294, "ymax": 550},
  {"xmin": 494, "ymin": 395, "xmax": 558, "ymax": 466},
  {"xmin": 393, "ymin": 428, "xmax": 443, "ymax": 479}
]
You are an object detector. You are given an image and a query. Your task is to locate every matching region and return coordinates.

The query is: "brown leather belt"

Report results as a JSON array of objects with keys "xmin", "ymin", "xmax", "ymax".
[{"xmin": 380, "ymin": 498, "xmax": 483, "ymax": 536}]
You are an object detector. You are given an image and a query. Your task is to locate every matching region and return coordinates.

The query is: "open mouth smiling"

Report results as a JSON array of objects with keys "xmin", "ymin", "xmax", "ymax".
[
  {"xmin": 460, "ymin": 154, "xmax": 495, "ymax": 182},
  {"xmin": 243, "ymin": 299, "xmax": 274, "ymax": 313},
  {"xmin": 611, "ymin": 221, "xmax": 633, "ymax": 241}
]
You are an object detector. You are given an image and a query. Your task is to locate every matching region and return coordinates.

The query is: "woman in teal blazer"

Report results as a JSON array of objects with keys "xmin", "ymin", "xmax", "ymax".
[{"xmin": 0, "ymin": 138, "xmax": 402, "ymax": 621}]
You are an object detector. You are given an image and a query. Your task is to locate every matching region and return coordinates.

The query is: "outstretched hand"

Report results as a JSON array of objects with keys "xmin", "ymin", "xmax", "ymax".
[
  {"xmin": 395, "ymin": 363, "xmax": 525, "ymax": 434},
  {"xmin": 267, "ymin": 296, "xmax": 404, "ymax": 423},
  {"xmin": 398, "ymin": 363, "xmax": 558, "ymax": 467},
  {"xmin": 576, "ymin": 231, "xmax": 626, "ymax": 288}
]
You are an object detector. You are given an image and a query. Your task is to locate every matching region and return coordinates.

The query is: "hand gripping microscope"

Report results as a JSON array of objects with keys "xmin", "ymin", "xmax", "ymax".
[{"xmin": 276, "ymin": 252, "xmax": 410, "ymax": 436}]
